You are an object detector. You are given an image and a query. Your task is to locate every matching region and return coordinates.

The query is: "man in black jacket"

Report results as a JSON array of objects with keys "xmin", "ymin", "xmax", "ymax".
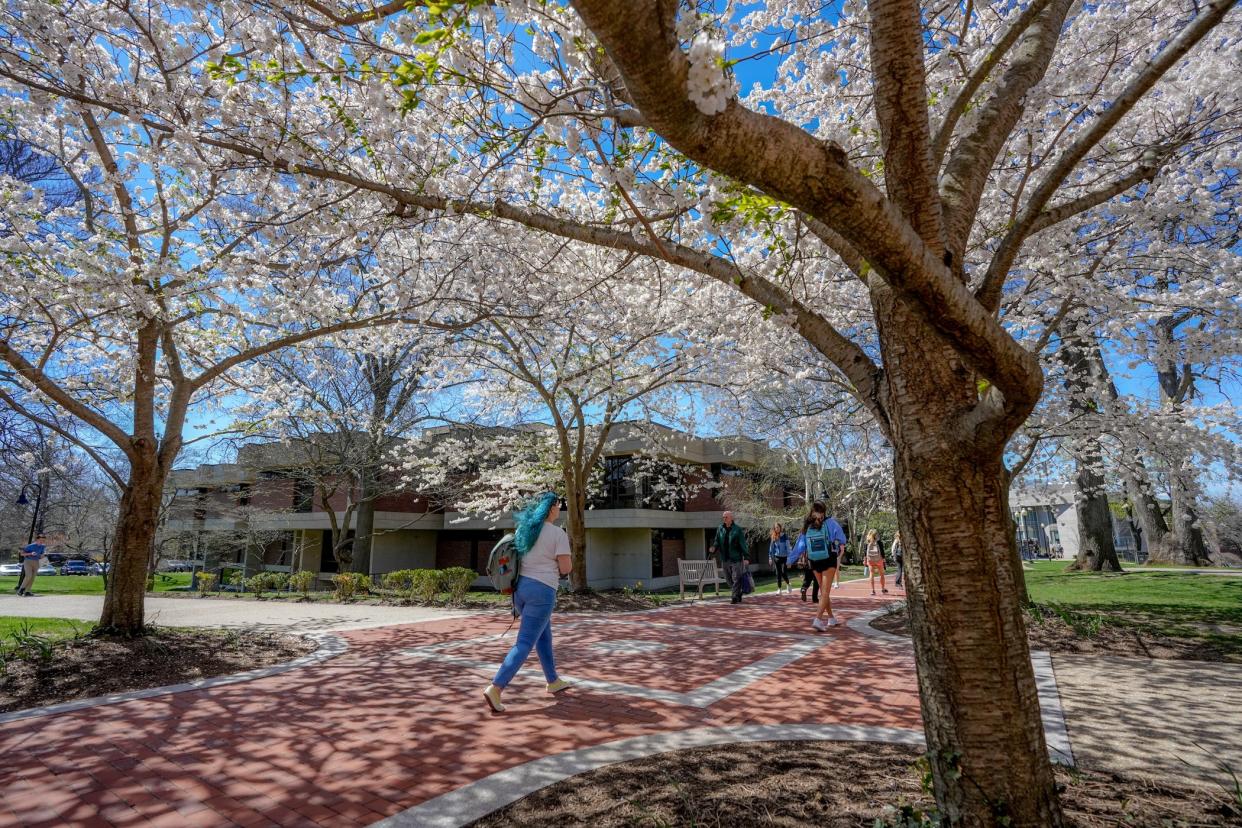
[{"xmin": 710, "ymin": 511, "xmax": 750, "ymax": 604}]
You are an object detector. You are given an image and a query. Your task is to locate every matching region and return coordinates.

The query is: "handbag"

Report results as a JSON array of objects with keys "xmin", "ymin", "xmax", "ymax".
[{"xmin": 740, "ymin": 569, "xmax": 754, "ymax": 595}]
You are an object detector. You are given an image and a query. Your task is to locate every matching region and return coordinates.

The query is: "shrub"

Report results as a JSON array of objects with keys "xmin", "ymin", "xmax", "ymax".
[
  {"xmin": 381, "ymin": 569, "xmax": 420, "ymax": 592},
  {"xmin": 196, "ymin": 572, "xmax": 218, "ymax": 595},
  {"xmin": 245, "ymin": 573, "xmax": 271, "ymax": 597},
  {"xmin": 440, "ymin": 567, "xmax": 476, "ymax": 604},
  {"xmin": 267, "ymin": 571, "xmax": 291, "ymax": 593},
  {"xmin": 408, "ymin": 568, "xmax": 443, "ymax": 603},
  {"xmin": 290, "ymin": 569, "xmax": 316, "ymax": 596},
  {"xmin": 332, "ymin": 571, "xmax": 370, "ymax": 601},
  {"xmin": 227, "ymin": 570, "xmax": 245, "ymax": 590}
]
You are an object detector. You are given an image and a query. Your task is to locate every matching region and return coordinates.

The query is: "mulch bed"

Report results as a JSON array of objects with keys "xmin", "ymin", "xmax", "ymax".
[
  {"xmin": 0, "ymin": 628, "xmax": 317, "ymax": 713},
  {"xmin": 471, "ymin": 741, "xmax": 1239, "ymax": 827},
  {"xmin": 870, "ymin": 604, "xmax": 1242, "ymax": 663}
]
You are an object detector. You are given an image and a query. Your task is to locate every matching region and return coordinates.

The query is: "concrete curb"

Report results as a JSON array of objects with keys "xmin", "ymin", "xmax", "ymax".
[
  {"xmin": 0, "ymin": 630, "xmax": 348, "ymax": 725},
  {"xmin": 370, "ymin": 724, "xmax": 928, "ymax": 828}
]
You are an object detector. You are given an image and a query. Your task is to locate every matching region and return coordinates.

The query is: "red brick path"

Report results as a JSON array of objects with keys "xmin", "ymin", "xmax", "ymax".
[{"xmin": 0, "ymin": 580, "xmax": 915, "ymax": 827}]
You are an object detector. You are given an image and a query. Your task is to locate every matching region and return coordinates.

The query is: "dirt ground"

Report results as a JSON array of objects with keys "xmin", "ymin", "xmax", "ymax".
[
  {"xmin": 870, "ymin": 604, "xmax": 1242, "ymax": 662},
  {"xmin": 472, "ymin": 741, "xmax": 1240, "ymax": 827},
  {"xmin": 0, "ymin": 627, "xmax": 317, "ymax": 713}
]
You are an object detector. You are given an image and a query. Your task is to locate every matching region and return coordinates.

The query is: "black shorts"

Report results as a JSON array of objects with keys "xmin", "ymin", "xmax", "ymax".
[{"xmin": 810, "ymin": 555, "xmax": 838, "ymax": 573}]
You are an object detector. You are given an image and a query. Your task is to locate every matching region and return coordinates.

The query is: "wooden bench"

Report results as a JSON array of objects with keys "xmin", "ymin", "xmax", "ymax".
[{"xmin": 678, "ymin": 558, "xmax": 726, "ymax": 600}]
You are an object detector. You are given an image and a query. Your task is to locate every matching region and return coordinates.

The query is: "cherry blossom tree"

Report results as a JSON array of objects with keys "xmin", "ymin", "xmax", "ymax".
[
  {"xmin": 404, "ymin": 248, "xmax": 722, "ymax": 589},
  {"xmin": 0, "ymin": 2, "xmax": 484, "ymax": 633},
  {"xmin": 8, "ymin": 0, "xmax": 1240, "ymax": 821}
]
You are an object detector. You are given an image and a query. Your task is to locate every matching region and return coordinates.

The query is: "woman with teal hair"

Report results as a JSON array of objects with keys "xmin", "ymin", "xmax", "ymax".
[{"xmin": 484, "ymin": 492, "xmax": 573, "ymax": 713}]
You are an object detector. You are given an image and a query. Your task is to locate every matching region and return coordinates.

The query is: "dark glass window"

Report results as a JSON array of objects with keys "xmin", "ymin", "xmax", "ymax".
[{"xmin": 294, "ymin": 479, "xmax": 314, "ymax": 513}]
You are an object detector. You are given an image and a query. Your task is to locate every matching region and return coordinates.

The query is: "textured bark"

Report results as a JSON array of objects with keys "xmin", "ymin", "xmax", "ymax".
[
  {"xmin": 352, "ymin": 470, "xmax": 377, "ymax": 575},
  {"xmin": 1068, "ymin": 460, "xmax": 1122, "ymax": 572},
  {"xmin": 880, "ymin": 300, "xmax": 1060, "ymax": 826},
  {"xmin": 1123, "ymin": 463, "xmax": 1171, "ymax": 560},
  {"xmin": 1158, "ymin": 468, "xmax": 1212, "ymax": 566},
  {"xmin": 564, "ymin": 474, "xmax": 588, "ymax": 592},
  {"xmin": 99, "ymin": 450, "xmax": 163, "ymax": 634},
  {"xmin": 1059, "ymin": 335, "xmax": 1121, "ymax": 572},
  {"xmin": 1152, "ymin": 316, "xmax": 1212, "ymax": 566}
]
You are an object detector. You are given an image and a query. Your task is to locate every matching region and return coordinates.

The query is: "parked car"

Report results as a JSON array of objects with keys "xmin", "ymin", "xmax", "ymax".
[
  {"xmin": 0, "ymin": 562, "xmax": 22, "ymax": 576},
  {"xmin": 36, "ymin": 563, "xmax": 56, "ymax": 575},
  {"xmin": 61, "ymin": 560, "xmax": 94, "ymax": 576}
]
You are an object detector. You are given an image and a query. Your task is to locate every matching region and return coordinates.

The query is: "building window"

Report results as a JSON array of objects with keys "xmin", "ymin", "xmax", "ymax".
[
  {"xmin": 294, "ymin": 479, "xmax": 314, "ymax": 513},
  {"xmin": 651, "ymin": 529, "xmax": 684, "ymax": 579}
]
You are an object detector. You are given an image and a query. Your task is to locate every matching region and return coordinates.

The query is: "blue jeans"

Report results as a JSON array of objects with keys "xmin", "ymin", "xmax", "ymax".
[{"xmin": 492, "ymin": 577, "xmax": 558, "ymax": 689}]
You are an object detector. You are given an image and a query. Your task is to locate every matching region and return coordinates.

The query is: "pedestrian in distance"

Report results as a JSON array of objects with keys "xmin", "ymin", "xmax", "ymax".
[
  {"xmin": 802, "ymin": 502, "xmax": 847, "ymax": 630},
  {"xmin": 892, "ymin": 531, "xmax": 905, "ymax": 588},
  {"xmin": 710, "ymin": 510, "xmax": 750, "ymax": 604},
  {"xmin": 866, "ymin": 528, "xmax": 888, "ymax": 595},
  {"xmin": 768, "ymin": 522, "xmax": 792, "ymax": 595},
  {"xmin": 484, "ymin": 493, "xmax": 573, "ymax": 713},
  {"xmin": 16, "ymin": 533, "xmax": 49, "ymax": 596}
]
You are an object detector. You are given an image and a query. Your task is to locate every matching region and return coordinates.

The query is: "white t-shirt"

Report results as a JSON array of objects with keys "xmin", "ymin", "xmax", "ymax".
[{"xmin": 521, "ymin": 522, "xmax": 570, "ymax": 589}]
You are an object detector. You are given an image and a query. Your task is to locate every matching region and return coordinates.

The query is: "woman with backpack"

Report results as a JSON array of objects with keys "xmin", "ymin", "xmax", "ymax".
[
  {"xmin": 484, "ymin": 492, "xmax": 573, "ymax": 713},
  {"xmin": 800, "ymin": 502, "xmax": 847, "ymax": 630},
  {"xmin": 768, "ymin": 522, "xmax": 792, "ymax": 594}
]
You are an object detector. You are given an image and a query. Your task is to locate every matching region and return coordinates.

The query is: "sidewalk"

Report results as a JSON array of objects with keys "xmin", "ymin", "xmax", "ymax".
[
  {"xmin": 2, "ymin": 579, "xmax": 1232, "ymax": 827},
  {"xmin": 0, "ymin": 593, "xmax": 469, "ymax": 633}
]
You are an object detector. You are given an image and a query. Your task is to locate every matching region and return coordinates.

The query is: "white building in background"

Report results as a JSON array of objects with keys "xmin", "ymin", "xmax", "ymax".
[{"xmin": 1009, "ymin": 483, "xmax": 1141, "ymax": 561}]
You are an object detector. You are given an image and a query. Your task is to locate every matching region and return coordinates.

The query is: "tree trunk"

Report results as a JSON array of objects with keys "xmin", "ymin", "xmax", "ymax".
[
  {"xmin": 564, "ymin": 472, "xmax": 589, "ymax": 592},
  {"xmin": 1160, "ymin": 467, "xmax": 1212, "ymax": 566},
  {"xmin": 1068, "ymin": 459, "xmax": 1122, "ymax": 572},
  {"xmin": 882, "ymin": 303, "xmax": 1062, "ymax": 825},
  {"xmin": 1151, "ymin": 316, "xmax": 1211, "ymax": 566},
  {"xmin": 99, "ymin": 451, "xmax": 163, "ymax": 635},
  {"xmin": 1059, "ymin": 333, "xmax": 1122, "ymax": 572},
  {"xmin": 353, "ymin": 467, "xmax": 378, "ymax": 576}
]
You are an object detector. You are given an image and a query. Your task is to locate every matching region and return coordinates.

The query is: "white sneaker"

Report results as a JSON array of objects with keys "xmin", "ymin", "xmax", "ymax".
[
  {"xmin": 832, "ymin": 582, "xmax": 840, "ymax": 589},
  {"xmin": 811, "ymin": 618, "xmax": 827, "ymax": 631},
  {"xmin": 826, "ymin": 616, "xmax": 840, "ymax": 627}
]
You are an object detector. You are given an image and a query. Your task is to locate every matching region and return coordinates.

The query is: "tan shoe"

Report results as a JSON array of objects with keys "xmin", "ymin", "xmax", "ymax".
[
  {"xmin": 483, "ymin": 684, "xmax": 505, "ymax": 713},
  {"xmin": 546, "ymin": 678, "xmax": 572, "ymax": 694}
]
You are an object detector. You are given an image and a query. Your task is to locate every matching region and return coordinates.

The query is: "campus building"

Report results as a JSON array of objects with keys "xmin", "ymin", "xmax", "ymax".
[
  {"xmin": 1009, "ymin": 483, "xmax": 1142, "ymax": 561},
  {"xmin": 159, "ymin": 424, "xmax": 796, "ymax": 590}
]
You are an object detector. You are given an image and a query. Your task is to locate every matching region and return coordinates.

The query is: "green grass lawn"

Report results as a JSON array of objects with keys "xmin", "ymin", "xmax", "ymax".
[
  {"xmin": 0, "ymin": 616, "xmax": 94, "ymax": 655},
  {"xmin": 0, "ymin": 572, "xmax": 193, "ymax": 595},
  {"xmin": 1021, "ymin": 560, "xmax": 1242, "ymax": 650}
]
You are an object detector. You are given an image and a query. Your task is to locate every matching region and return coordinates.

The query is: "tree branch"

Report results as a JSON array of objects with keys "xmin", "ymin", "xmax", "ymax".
[
  {"xmin": 0, "ymin": 389, "xmax": 126, "ymax": 488},
  {"xmin": 931, "ymin": 0, "xmax": 1056, "ymax": 170},
  {"xmin": 978, "ymin": 0, "xmax": 1236, "ymax": 310},
  {"xmin": 868, "ymin": 0, "xmax": 944, "ymax": 248},
  {"xmin": 939, "ymin": 0, "xmax": 1076, "ymax": 260},
  {"xmin": 0, "ymin": 339, "xmax": 137, "ymax": 461}
]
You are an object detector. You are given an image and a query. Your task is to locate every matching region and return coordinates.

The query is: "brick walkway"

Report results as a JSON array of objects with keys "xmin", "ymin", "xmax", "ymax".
[{"xmin": 0, "ymin": 580, "xmax": 920, "ymax": 827}]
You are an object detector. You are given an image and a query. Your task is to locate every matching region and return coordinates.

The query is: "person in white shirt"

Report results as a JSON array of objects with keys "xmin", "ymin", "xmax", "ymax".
[{"xmin": 484, "ymin": 493, "xmax": 573, "ymax": 713}]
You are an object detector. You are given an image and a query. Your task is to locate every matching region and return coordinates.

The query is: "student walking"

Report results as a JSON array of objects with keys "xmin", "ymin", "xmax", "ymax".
[
  {"xmin": 768, "ymin": 523, "xmax": 792, "ymax": 594},
  {"xmin": 484, "ymin": 493, "xmax": 573, "ymax": 713},
  {"xmin": 16, "ymin": 533, "xmax": 48, "ymax": 596},
  {"xmin": 801, "ymin": 502, "xmax": 847, "ymax": 630},
  {"xmin": 892, "ymin": 531, "xmax": 904, "ymax": 588},
  {"xmin": 788, "ymin": 530, "xmax": 817, "ymax": 603},
  {"xmin": 865, "ymin": 529, "xmax": 888, "ymax": 595},
  {"xmin": 710, "ymin": 511, "xmax": 750, "ymax": 604}
]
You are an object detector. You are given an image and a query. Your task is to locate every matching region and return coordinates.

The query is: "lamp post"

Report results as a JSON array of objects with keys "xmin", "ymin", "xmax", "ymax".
[{"xmin": 15, "ymin": 479, "xmax": 45, "ymax": 546}]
